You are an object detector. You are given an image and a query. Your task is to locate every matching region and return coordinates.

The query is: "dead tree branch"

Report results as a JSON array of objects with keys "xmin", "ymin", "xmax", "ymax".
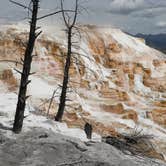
[
  {"xmin": 37, "ymin": 10, "xmax": 75, "ymax": 20},
  {"xmin": 103, "ymin": 129, "xmax": 155, "ymax": 158},
  {"xmin": 9, "ymin": 0, "xmax": 32, "ymax": 12},
  {"xmin": 47, "ymin": 89, "xmax": 58, "ymax": 116},
  {"xmin": 0, "ymin": 60, "xmax": 22, "ymax": 66}
]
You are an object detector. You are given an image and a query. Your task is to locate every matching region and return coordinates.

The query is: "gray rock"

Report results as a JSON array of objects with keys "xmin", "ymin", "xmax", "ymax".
[{"xmin": 0, "ymin": 128, "xmax": 165, "ymax": 166}]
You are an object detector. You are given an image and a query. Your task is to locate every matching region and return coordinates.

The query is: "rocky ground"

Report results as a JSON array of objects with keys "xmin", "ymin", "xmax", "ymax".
[{"xmin": 0, "ymin": 127, "xmax": 166, "ymax": 166}]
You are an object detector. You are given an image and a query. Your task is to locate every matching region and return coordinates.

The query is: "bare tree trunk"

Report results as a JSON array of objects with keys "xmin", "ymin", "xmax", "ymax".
[
  {"xmin": 13, "ymin": 0, "xmax": 39, "ymax": 133},
  {"xmin": 55, "ymin": 0, "xmax": 78, "ymax": 122},
  {"xmin": 55, "ymin": 28, "xmax": 72, "ymax": 121}
]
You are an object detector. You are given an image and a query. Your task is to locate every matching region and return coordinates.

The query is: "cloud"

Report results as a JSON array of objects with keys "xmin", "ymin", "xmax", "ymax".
[
  {"xmin": 131, "ymin": 7, "xmax": 166, "ymax": 18},
  {"xmin": 109, "ymin": 0, "xmax": 145, "ymax": 14},
  {"xmin": 102, "ymin": 0, "xmax": 166, "ymax": 34},
  {"xmin": 156, "ymin": 21, "xmax": 166, "ymax": 28},
  {"xmin": 1, "ymin": 0, "xmax": 166, "ymax": 34},
  {"xmin": 108, "ymin": 0, "xmax": 166, "ymax": 15}
]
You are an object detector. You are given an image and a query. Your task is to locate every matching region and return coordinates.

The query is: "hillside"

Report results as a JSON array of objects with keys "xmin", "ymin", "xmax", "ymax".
[
  {"xmin": 0, "ymin": 24, "xmax": 166, "ymax": 161},
  {"xmin": 0, "ymin": 94, "xmax": 165, "ymax": 166},
  {"xmin": 134, "ymin": 33, "xmax": 166, "ymax": 54}
]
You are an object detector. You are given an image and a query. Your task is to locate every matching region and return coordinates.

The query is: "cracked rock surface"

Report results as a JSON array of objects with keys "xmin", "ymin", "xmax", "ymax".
[{"xmin": 0, "ymin": 128, "xmax": 166, "ymax": 166}]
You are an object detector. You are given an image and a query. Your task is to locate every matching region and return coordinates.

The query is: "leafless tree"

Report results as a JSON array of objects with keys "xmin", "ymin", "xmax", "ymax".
[
  {"xmin": 11, "ymin": 0, "xmax": 41, "ymax": 133},
  {"xmin": 55, "ymin": 0, "xmax": 79, "ymax": 121},
  {"xmin": 10, "ymin": 0, "xmax": 76, "ymax": 133}
]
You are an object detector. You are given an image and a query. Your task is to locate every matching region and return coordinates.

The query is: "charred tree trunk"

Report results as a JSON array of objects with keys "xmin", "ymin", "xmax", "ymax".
[
  {"xmin": 55, "ymin": 28, "xmax": 72, "ymax": 121},
  {"xmin": 13, "ymin": 0, "xmax": 39, "ymax": 133},
  {"xmin": 84, "ymin": 123, "xmax": 92, "ymax": 139},
  {"xmin": 55, "ymin": 0, "xmax": 78, "ymax": 121}
]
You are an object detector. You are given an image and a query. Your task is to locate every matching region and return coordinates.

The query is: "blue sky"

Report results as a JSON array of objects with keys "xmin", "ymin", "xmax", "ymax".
[{"xmin": 0, "ymin": 0, "xmax": 166, "ymax": 34}]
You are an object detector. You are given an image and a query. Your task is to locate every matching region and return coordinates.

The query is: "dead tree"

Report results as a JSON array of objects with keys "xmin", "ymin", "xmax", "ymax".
[
  {"xmin": 9, "ymin": 0, "xmax": 77, "ymax": 132},
  {"xmin": 12, "ymin": 0, "xmax": 41, "ymax": 133},
  {"xmin": 55, "ymin": 0, "xmax": 79, "ymax": 121},
  {"xmin": 103, "ymin": 128, "xmax": 155, "ymax": 158},
  {"xmin": 84, "ymin": 123, "xmax": 92, "ymax": 139}
]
